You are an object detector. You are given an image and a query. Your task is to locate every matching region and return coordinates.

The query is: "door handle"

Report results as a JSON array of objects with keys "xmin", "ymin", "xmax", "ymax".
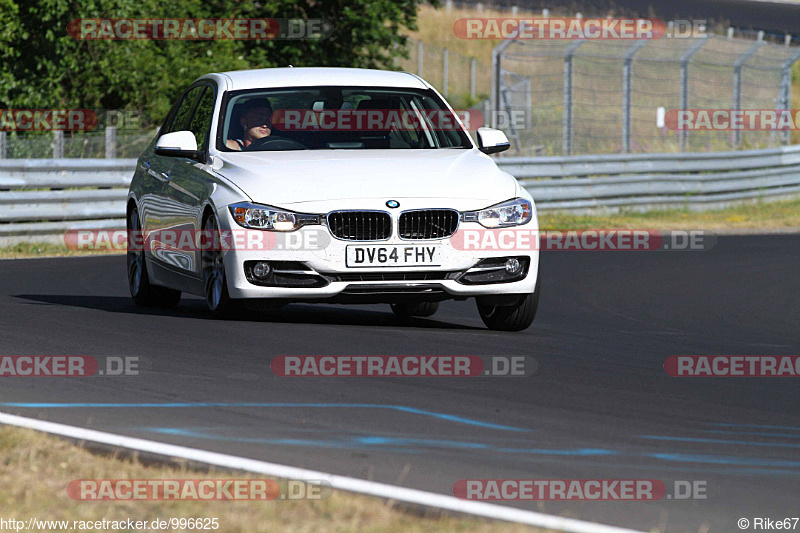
[
  {"xmin": 142, "ymin": 160, "xmax": 160, "ymax": 178},
  {"xmin": 148, "ymin": 168, "xmax": 170, "ymax": 181},
  {"xmin": 141, "ymin": 161, "xmax": 169, "ymax": 181}
]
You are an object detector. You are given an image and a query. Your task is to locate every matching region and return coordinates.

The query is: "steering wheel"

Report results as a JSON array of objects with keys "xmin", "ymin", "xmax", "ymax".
[{"xmin": 244, "ymin": 136, "xmax": 307, "ymax": 151}]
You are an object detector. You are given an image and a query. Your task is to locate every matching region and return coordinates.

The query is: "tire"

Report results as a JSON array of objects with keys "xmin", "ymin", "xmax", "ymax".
[
  {"xmin": 201, "ymin": 213, "xmax": 243, "ymax": 318},
  {"xmin": 476, "ymin": 276, "xmax": 540, "ymax": 332},
  {"xmin": 391, "ymin": 301, "xmax": 439, "ymax": 318},
  {"xmin": 127, "ymin": 207, "xmax": 181, "ymax": 308}
]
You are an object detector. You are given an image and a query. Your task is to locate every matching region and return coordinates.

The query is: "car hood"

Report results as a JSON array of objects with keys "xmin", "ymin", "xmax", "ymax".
[{"xmin": 212, "ymin": 149, "xmax": 516, "ymax": 208}]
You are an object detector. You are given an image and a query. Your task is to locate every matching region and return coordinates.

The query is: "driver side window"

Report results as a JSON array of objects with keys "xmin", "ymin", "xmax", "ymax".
[
  {"xmin": 169, "ymin": 86, "xmax": 204, "ymax": 134},
  {"xmin": 188, "ymin": 88, "xmax": 215, "ymax": 151}
]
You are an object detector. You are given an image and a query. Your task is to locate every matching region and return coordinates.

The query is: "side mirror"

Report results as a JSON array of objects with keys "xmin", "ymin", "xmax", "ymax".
[
  {"xmin": 154, "ymin": 131, "xmax": 206, "ymax": 163},
  {"xmin": 476, "ymin": 127, "xmax": 510, "ymax": 155}
]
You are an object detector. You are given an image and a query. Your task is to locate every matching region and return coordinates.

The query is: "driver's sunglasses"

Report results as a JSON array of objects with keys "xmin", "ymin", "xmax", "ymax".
[{"xmin": 249, "ymin": 114, "xmax": 272, "ymax": 128}]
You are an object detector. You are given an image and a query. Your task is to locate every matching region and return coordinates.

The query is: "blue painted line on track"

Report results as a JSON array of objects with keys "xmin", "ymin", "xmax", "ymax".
[
  {"xmin": 639, "ymin": 435, "xmax": 800, "ymax": 449},
  {"xmin": 147, "ymin": 427, "xmax": 617, "ymax": 457},
  {"xmin": 0, "ymin": 402, "xmax": 529, "ymax": 432}
]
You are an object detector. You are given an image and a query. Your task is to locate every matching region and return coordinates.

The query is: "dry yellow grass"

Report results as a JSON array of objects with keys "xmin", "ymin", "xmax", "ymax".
[{"xmin": 0, "ymin": 426, "xmax": 543, "ymax": 533}]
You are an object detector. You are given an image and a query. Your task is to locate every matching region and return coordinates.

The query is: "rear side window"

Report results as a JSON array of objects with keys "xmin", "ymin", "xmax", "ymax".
[{"xmin": 188, "ymin": 88, "xmax": 215, "ymax": 150}]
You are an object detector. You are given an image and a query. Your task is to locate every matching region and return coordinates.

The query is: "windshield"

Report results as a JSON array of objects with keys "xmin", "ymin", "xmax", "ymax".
[{"xmin": 218, "ymin": 86, "xmax": 472, "ymax": 152}]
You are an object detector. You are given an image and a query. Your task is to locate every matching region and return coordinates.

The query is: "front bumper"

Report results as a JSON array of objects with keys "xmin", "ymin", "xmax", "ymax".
[{"xmin": 219, "ymin": 206, "xmax": 539, "ymax": 301}]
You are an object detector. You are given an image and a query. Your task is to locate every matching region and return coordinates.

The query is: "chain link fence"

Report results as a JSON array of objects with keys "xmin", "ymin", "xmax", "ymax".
[
  {"xmin": 494, "ymin": 34, "xmax": 800, "ymax": 156},
  {"xmin": 0, "ymin": 129, "xmax": 156, "ymax": 159},
  {"xmin": 396, "ymin": 39, "xmax": 491, "ymax": 113}
]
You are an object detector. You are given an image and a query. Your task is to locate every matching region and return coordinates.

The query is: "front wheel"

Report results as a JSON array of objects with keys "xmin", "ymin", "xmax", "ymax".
[
  {"xmin": 201, "ymin": 213, "xmax": 243, "ymax": 318},
  {"xmin": 476, "ymin": 276, "xmax": 540, "ymax": 332}
]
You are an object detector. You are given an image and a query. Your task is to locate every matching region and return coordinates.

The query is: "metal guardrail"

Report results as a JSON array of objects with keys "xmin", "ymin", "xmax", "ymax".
[
  {"xmin": 501, "ymin": 145, "xmax": 800, "ymax": 211},
  {"xmin": 1, "ymin": 147, "xmax": 799, "ymax": 237},
  {"xmin": 0, "ymin": 159, "xmax": 135, "ymax": 236}
]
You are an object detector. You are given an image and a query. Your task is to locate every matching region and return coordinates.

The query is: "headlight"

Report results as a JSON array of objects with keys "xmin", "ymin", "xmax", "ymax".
[
  {"xmin": 463, "ymin": 198, "xmax": 533, "ymax": 228},
  {"xmin": 229, "ymin": 202, "xmax": 320, "ymax": 231}
]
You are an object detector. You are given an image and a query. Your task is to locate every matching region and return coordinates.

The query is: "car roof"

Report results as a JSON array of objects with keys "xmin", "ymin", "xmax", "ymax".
[{"xmin": 205, "ymin": 67, "xmax": 430, "ymax": 91}]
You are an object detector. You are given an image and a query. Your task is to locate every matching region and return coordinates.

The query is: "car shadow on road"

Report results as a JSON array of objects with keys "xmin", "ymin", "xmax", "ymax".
[{"xmin": 12, "ymin": 294, "xmax": 484, "ymax": 330}]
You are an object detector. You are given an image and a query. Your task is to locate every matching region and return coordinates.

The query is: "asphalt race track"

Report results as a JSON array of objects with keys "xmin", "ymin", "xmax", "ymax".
[{"xmin": 0, "ymin": 235, "xmax": 798, "ymax": 532}]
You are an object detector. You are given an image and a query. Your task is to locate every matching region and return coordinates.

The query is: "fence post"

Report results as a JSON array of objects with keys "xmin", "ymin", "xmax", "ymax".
[
  {"xmin": 679, "ymin": 37, "xmax": 708, "ymax": 151},
  {"xmin": 0, "ymin": 131, "xmax": 6, "ymax": 159},
  {"xmin": 622, "ymin": 40, "xmax": 648, "ymax": 153},
  {"xmin": 562, "ymin": 40, "xmax": 585, "ymax": 155},
  {"xmin": 417, "ymin": 40, "xmax": 423, "ymax": 77},
  {"xmin": 779, "ymin": 49, "xmax": 800, "ymax": 145},
  {"xmin": 500, "ymin": 82, "xmax": 521, "ymax": 154},
  {"xmin": 53, "ymin": 130, "xmax": 64, "ymax": 158},
  {"xmin": 105, "ymin": 126, "xmax": 117, "ymax": 159},
  {"xmin": 491, "ymin": 39, "xmax": 514, "ymax": 128},
  {"xmin": 733, "ymin": 40, "xmax": 765, "ymax": 147},
  {"xmin": 443, "ymin": 48, "xmax": 449, "ymax": 97},
  {"xmin": 470, "ymin": 57, "xmax": 477, "ymax": 101}
]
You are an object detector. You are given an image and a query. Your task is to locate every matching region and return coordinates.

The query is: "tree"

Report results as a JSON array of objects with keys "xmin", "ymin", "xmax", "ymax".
[{"xmin": 0, "ymin": 0, "xmax": 432, "ymax": 124}]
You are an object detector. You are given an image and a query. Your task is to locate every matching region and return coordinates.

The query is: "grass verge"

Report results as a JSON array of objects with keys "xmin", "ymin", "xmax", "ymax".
[
  {"xmin": 0, "ymin": 241, "xmax": 125, "ymax": 259},
  {"xmin": 0, "ymin": 426, "xmax": 538, "ymax": 533},
  {"xmin": 537, "ymin": 197, "xmax": 800, "ymax": 231}
]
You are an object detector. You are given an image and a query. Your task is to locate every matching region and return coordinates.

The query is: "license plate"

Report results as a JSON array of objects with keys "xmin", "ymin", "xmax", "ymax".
[{"xmin": 346, "ymin": 245, "xmax": 441, "ymax": 267}]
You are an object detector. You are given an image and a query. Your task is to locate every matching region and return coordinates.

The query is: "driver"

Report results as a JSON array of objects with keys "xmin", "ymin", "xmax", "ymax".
[{"xmin": 226, "ymin": 99, "xmax": 272, "ymax": 150}]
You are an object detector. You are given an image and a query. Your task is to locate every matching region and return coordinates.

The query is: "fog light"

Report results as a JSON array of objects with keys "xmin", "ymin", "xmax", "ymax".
[
  {"xmin": 505, "ymin": 258, "xmax": 521, "ymax": 275},
  {"xmin": 252, "ymin": 261, "xmax": 272, "ymax": 279}
]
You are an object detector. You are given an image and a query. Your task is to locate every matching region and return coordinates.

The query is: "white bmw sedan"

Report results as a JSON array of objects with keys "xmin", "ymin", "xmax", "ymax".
[{"xmin": 127, "ymin": 67, "xmax": 540, "ymax": 331}]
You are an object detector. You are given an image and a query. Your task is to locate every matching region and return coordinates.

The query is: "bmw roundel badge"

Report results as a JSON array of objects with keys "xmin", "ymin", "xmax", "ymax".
[{"xmin": 386, "ymin": 200, "xmax": 400, "ymax": 208}]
